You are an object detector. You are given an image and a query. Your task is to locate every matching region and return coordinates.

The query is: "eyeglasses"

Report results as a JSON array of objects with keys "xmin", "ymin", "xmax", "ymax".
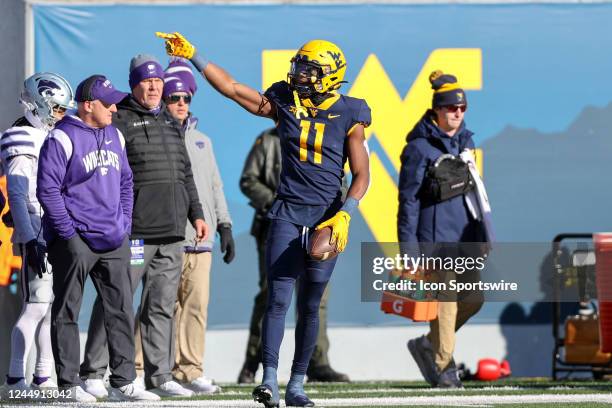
[
  {"xmin": 166, "ymin": 94, "xmax": 192, "ymax": 104},
  {"xmin": 444, "ymin": 105, "xmax": 467, "ymax": 113}
]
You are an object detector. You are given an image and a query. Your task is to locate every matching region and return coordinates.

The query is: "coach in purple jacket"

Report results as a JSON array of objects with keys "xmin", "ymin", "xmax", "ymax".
[{"xmin": 37, "ymin": 75, "xmax": 158, "ymax": 401}]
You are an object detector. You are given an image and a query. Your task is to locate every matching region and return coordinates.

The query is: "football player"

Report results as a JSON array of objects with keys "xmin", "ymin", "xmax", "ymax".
[
  {"xmin": 0, "ymin": 73, "xmax": 74, "ymax": 392},
  {"xmin": 157, "ymin": 33, "xmax": 370, "ymax": 408}
]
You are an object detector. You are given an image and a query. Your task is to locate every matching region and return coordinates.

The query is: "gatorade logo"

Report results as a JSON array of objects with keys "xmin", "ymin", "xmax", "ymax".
[{"xmin": 392, "ymin": 299, "xmax": 403, "ymax": 314}]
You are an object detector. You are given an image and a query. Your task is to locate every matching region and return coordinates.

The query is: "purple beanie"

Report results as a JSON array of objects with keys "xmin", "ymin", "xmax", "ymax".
[
  {"xmin": 163, "ymin": 76, "xmax": 191, "ymax": 98},
  {"xmin": 163, "ymin": 58, "xmax": 197, "ymax": 97},
  {"xmin": 129, "ymin": 54, "xmax": 165, "ymax": 89}
]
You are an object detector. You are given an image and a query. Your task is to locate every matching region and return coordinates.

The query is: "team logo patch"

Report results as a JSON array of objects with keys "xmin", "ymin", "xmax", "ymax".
[
  {"xmin": 195, "ymin": 141, "xmax": 205, "ymax": 149},
  {"xmin": 457, "ymin": 92, "xmax": 464, "ymax": 102},
  {"xmin": 37, "ymin": 79, "xmax": 61, "ymax": 98}
]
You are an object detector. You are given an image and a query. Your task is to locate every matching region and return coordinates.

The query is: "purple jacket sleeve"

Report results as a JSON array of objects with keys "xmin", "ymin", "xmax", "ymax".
[
  {"xmin": 120, "ymin": 146, "xmax": 134, "ymax": 234},
  {"xmin": 36, "ymin": 135, "xmax": 76, "ymax": 240}
]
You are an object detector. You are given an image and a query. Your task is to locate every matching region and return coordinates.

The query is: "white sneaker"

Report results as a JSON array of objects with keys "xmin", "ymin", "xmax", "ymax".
[
  {"xmin": 31, "ymin": 378, "xmax": 57, "ymax": 389},
  {"xmin": 187, "ymin": 376, "xmax": 221, "ymax": 394},
  {"xmin": 151, "ymin": 380, "xmax": 194, "ymax": 397},
  {"xmin": 109, "ymin": 382, "xmax": 160, "ymax": 401},
  {"xmin": 74, "ymin": 385, "xmax": 97, "ymax": 402},
  {"xmin": 82, "ymin": 378, "xmax": 108, "ymax": 399}
]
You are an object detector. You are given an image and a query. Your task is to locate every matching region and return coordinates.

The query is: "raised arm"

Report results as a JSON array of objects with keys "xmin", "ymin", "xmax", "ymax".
[{"xmin": 156, "ymin": 32, "xmax": 276, "ymax": 119}]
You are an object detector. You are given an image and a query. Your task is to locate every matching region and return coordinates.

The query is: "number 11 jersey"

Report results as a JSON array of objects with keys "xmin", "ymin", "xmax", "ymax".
[{"xmin": 264, "ymin": 80, "xmax": 371, "ymax": 208}]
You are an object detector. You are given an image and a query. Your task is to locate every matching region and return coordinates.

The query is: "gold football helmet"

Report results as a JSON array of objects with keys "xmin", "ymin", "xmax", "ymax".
[{"xmin": 288, "ymin": 40, "xmax": 347, "ymax": 97}]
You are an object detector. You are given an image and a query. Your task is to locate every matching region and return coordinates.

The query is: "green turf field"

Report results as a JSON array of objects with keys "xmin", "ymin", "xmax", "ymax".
[{"xmin": 2, "ymin": 379, "xmax": 612, "ymax": 407}]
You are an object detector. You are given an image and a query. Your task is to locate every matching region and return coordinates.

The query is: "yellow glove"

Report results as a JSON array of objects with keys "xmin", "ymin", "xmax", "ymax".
[
  {"xmin": 315, "ymin": 211, "xmax": 351, "ymax": 253},
  {"xmin": 155, "ymin": 32, "xmax": 196, "ymax": 59}
]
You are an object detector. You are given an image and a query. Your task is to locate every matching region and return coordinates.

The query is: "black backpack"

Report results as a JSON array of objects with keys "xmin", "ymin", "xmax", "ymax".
[{"xmin": 422, "ymin": 154, "xmax": 475, "ymax": 203}]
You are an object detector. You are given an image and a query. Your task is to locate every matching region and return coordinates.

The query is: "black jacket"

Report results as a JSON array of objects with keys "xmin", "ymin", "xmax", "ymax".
[
  {"xmin": 239, "ymin": 128, "xmax": 281, "ymax": 238},
  {"xmin": 113, "ymin": 96, "xmax": 204, "ymax": 242}
]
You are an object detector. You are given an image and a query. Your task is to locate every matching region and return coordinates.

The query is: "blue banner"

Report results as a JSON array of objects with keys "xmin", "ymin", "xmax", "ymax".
[{"xmin": 33, "ymin": 4, "xmax": 612, "ymax": 326}]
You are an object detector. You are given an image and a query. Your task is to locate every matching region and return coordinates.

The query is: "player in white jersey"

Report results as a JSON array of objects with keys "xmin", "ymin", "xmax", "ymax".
[{"xmin": 0, "ymin": 72, "xmax": 74, "ymax": 392}]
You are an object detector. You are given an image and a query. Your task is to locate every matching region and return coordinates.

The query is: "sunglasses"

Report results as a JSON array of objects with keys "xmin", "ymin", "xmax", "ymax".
[
  {"xmin": 444, "ymin": 105, "xmax": 467, "ymax": 113},
  {"xmin": 166, "ymin": 94, "xmax": 192, "ymax": 104}
]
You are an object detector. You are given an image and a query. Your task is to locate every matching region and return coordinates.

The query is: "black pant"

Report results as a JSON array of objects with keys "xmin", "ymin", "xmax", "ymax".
[{"xmin": 48, "ymin": 234, "xmax": 135, "ymax": 388}]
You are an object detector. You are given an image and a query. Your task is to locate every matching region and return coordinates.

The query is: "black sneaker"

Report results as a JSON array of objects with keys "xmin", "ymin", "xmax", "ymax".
[
  {"xmin": 238, "ymin": 365, "xmax": 256, "ymax": 384},
  {"xmin": 306, "ymin": 365, "xmax": 350, "ymax": 383},
  {"xmin": 437, "ymin": 365, "xmax": 463, "ymax": 389},
  {"xmin": 407, "ymin": 335, "xmax": 438, "ymax": 386}
]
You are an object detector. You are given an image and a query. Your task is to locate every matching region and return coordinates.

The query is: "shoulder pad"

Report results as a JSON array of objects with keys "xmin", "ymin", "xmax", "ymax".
[{"xmin": 0, "ymin": 125, "xmax": 47, "ymax": 161}]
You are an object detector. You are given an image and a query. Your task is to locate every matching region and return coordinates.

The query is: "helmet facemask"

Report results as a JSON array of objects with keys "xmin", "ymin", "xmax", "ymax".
[{"xmin": 288, "ymin": 57, "xmax": 328, "ymax": 98}]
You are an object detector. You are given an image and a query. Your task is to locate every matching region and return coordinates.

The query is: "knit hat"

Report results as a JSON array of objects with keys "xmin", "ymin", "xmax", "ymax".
[
  {"xmin": 430, "ymin": 70, "xmax": 467, "ymax": 108},
  {"xmin": 163, "ymin": 58, "xmax": 197, "ymax": 98},
  {"xmin": 162, "ymin": 76, "xmax": 191, "ymax": 99},
  {"xmin": 128, "ymin": 54, "xmax": 165, "ymax": 89}
]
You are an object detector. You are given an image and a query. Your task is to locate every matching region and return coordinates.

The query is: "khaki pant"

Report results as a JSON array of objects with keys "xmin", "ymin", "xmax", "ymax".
[
  {"xmin": 427, "ymin": 269, "xmax": 484, "ymax": 371},
  {"xmin": 136, "ymin": 252, "xmax": 211, "ymax": 382}
]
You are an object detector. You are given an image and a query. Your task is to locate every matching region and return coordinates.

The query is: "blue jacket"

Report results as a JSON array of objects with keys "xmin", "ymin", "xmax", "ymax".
[{"xmin": 397, "ymin": 110, "xmax": 481, "ymax": 246}]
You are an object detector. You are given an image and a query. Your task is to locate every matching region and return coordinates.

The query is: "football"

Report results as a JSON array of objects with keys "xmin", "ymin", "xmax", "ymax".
[{"xmin": 309, "ymin": 226, "xmax": 339, "ymax": 261}]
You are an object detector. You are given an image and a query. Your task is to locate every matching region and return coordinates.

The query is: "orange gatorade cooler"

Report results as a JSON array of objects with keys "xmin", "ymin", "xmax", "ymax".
[
  {"xmin": 593, "ymin": 233, "xmax": 612, "ymax": 352},
  {"xmin": 380, "ymin": 268, "xmax": 438, "ymax": 322}
]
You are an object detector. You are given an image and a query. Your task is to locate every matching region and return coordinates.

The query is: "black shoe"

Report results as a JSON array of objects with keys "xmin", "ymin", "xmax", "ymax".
[
  {"xmin": 437, "ymin": 365, "xmax": 463, "ymax": 389},
  {"xmin": 306, "ymin": 365, "xmax": 350, "ymax": 382},
  {"xmin": 238, "ymin": 365, "xmax": 256, "ymax": 384},
  {"xmin": 407, "ymin": 335, "xmax": 438, "ymax": 386},
  {"xmin": 252, "ymin": 384, "xmax": 279, "ymax": 408},
  {"xmin": 285, "ymin": 392, "xmax": 315, "ymax": 407}
]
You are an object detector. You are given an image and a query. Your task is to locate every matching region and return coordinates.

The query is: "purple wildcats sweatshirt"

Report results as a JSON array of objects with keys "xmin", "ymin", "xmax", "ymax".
[{"xmin": 37, "ymin": 115, "xmax": 134, "ymax": 251}]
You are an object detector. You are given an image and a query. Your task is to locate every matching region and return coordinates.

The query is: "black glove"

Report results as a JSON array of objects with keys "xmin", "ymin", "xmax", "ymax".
[
  {"xmin": 218, "ymin": 223, "xmax": 235, "ymax": 264},
  {"xmin": 2, "ymin": 210, "xmax": 14, "ymax": 228},
  {"xmin": 25, "ymin": 239, "xmax": 47, "ymax": 278}
]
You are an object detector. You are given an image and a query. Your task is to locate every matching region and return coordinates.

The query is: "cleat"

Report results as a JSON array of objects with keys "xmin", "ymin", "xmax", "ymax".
[
  {"xmin": 31, "ymin": 377, "xmax": 57, "ymax": 389},
  {"xmin": 285, "ymin": 393, "xmax": 315, "ymax": 407},
  {"xmin": 1, "ymin": 378, "xmax": 29, "ymax": 399},
  {"xmin": 252, "ymin": 384, "xmax": 279, "ymax": 408}
]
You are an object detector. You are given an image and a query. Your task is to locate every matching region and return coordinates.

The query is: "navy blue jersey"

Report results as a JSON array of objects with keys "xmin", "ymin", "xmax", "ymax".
[{"xmin": 264, "ymin": 81, "xmax": 371, "ymax": 208}]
